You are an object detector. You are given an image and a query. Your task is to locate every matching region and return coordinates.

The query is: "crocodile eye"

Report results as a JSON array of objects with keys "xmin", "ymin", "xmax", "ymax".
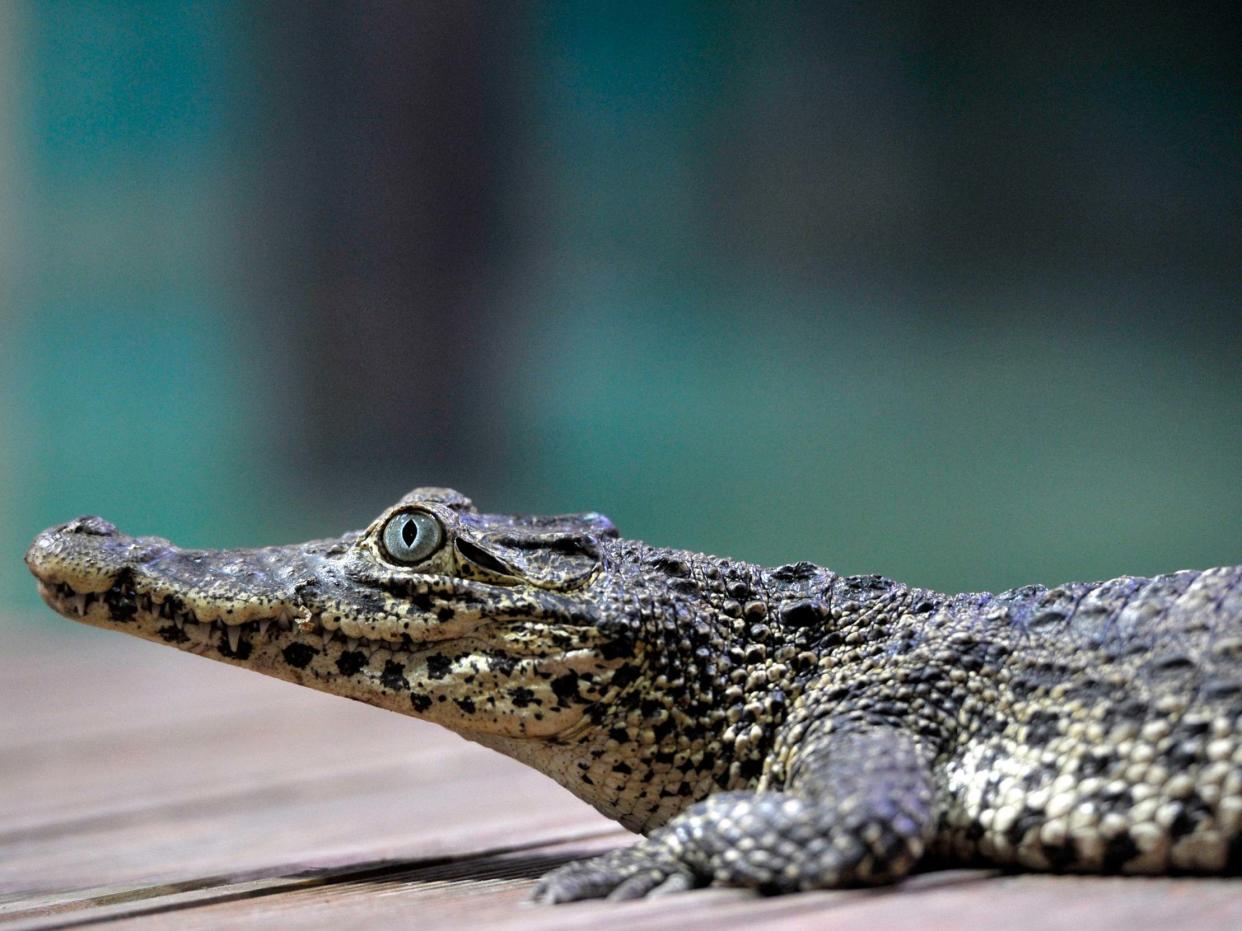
[{"xmin": 381, "ymin": 511, "xmax": 444, "ymax": 564}]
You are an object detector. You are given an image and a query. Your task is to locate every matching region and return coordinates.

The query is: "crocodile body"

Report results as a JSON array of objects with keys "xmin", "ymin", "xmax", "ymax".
[{"xmin": 24, "ymin": 487, "xmax": 1242, "ymax": 900}]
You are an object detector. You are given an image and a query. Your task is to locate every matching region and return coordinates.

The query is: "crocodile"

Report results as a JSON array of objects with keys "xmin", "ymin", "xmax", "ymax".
[{"xmin": 24, "ymin": 487, "xmax": 1242, "ymax": 901}]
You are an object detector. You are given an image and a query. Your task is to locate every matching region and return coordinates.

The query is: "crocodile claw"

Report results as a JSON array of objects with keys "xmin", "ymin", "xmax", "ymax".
[{"xmin": 532, "ymin": 844, "xmax": 701, "ymax": 903}]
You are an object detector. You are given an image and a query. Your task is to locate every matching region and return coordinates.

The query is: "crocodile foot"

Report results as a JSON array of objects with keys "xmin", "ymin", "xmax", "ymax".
[{"xmin": 532, "ymin": 788, "xmax": 928, "ymax": 903}]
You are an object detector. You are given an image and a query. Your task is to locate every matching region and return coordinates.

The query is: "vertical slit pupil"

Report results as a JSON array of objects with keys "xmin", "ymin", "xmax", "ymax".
[{"xmin": 402, "ymin": 519, "xmax": 418, "ymax": 546}]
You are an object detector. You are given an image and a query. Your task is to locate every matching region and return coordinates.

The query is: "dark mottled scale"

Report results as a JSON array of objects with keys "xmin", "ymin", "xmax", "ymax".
[
  {"xmin": 102, "ymin": 569, "xmax": 139, "ymax": 621},
  {"xmin": 282, "ymin": 642, "xmax": 316, "ymax": 668}
]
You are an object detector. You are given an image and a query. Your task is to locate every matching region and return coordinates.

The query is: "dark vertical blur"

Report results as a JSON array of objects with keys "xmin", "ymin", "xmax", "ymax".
[{"xmin": 255, "ymin": 3, "xmax": 516, "ymax": 483}]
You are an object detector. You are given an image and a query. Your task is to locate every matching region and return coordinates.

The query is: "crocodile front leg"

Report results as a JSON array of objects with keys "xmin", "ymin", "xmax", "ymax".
[{"xmin": 533, "ymin": 723, "xmax": 936, "ymax": 901}]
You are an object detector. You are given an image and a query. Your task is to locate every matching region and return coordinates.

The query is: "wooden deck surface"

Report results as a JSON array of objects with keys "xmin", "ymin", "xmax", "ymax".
[{"xmin": 3, "ymin": 615, "xmax": 1241, "ymax": 930}]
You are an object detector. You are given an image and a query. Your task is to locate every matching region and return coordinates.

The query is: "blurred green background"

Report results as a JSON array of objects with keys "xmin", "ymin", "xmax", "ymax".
[{"xmin": 3, "ymin": 2, "xmax": 1240, "ymax": 620}]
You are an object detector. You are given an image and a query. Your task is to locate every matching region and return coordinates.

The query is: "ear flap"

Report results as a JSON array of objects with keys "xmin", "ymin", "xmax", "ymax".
[{"xmin": 455, "ymin": 524, "xmax": 607, "ymax": 589}]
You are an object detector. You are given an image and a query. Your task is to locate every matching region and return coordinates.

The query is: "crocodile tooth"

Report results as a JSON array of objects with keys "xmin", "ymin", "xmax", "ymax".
[
  {"xmin": 173, "ymin": 614, "xmax": 185, "ymax": 631},
  {"xmin": 258, "ymin": 619, "xmax": 271, "ymax": 637},
  {"xmin": 227, "ymin": 625, "xmax": 241, "ymax": 653},
  {"xmin": 346, "ymin": 637, "xmax": 360, "ymax": 652}
]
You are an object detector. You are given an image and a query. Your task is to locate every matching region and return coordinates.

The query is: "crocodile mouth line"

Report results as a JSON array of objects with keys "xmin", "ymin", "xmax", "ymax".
[
  {"xmin": 34, "ymin": 576, "xmax": 431, "ymax": 658},
  {"xmin": 38, "ymin": 577, "xmax": 297, "ymax": 651},
  {"xmin": 35, "ymin": 573, "xmax": 552, "ymax": 661}
]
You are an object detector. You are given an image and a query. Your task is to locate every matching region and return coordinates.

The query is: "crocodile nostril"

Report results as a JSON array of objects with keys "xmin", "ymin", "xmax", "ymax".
[{"xmin": 64, "ymin": 516, "xmax": 118, "ymax": 537}]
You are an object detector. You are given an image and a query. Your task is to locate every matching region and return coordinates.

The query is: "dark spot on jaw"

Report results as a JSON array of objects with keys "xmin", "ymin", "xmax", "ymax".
[
  {"xmin": 282, "ymin": 642, "xmax": 317, "ymax": 669},
  {"xmin": 425, "ymin": 653, "xmax": 451, "ymax": 679},
  {"xmin": 455, "ymin": 697, "xmax": 476, "ymax": 714},
  {"xmin": 336, "ymin": 651, "xmax": 367, "ymax": 677},
  {"xmin": 551, "ymin": 671, "xmax": 581, "ymax": 705},
  {"xmin": 381, "ymin": 660, "xmax": 409, "ymax": 691},
  {"xmin": 157, "ymin": 624, "xmax": 190, "ymax": 644},
  {"xmin": 436, "ymin": 606, "xmax": 456, "ymax": 621},
  {"xmin": 410, "ymin": 692, "xmax": 432, "ymax": 712},
  {"xmin": 509, "ymin": 686, "xmax": 537, "ymax": 708}
]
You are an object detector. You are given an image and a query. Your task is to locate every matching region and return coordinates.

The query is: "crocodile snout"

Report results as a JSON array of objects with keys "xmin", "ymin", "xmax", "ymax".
[{"xmin": 25, "ymin": 516, "xmax": 137, "ymax": 590}]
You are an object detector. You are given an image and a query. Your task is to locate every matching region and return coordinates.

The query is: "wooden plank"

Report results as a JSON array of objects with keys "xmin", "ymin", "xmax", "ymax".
[{"xmin": 2, "ymin": 616, "xmax": 1241, "ymax": 929}]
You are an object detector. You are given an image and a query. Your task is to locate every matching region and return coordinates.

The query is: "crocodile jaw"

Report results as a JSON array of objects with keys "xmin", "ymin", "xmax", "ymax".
[{"xmin": 24, "ymin": 516, "xmax": 608, "ymax": 740}]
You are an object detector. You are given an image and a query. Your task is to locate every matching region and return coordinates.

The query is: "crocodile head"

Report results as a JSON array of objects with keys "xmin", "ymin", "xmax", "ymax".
[
  {"xmin": 26, "ymin": 487, "xmax": 806, "ymax": 830},
  {"xmin": 25, "ymin": 488, "xmax": 634, "ymax": 740}
]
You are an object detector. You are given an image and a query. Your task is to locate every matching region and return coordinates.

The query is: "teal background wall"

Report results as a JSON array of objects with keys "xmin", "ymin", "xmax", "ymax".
[{"xmin": 3, "ymin": 2, "xmax": 1240, "ymax": 621}]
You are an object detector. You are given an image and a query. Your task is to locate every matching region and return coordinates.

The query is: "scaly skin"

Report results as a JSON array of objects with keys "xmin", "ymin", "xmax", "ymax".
[{"xmin": 24, "ymin": 487, "xmax": 1242, "ymax": 901}]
